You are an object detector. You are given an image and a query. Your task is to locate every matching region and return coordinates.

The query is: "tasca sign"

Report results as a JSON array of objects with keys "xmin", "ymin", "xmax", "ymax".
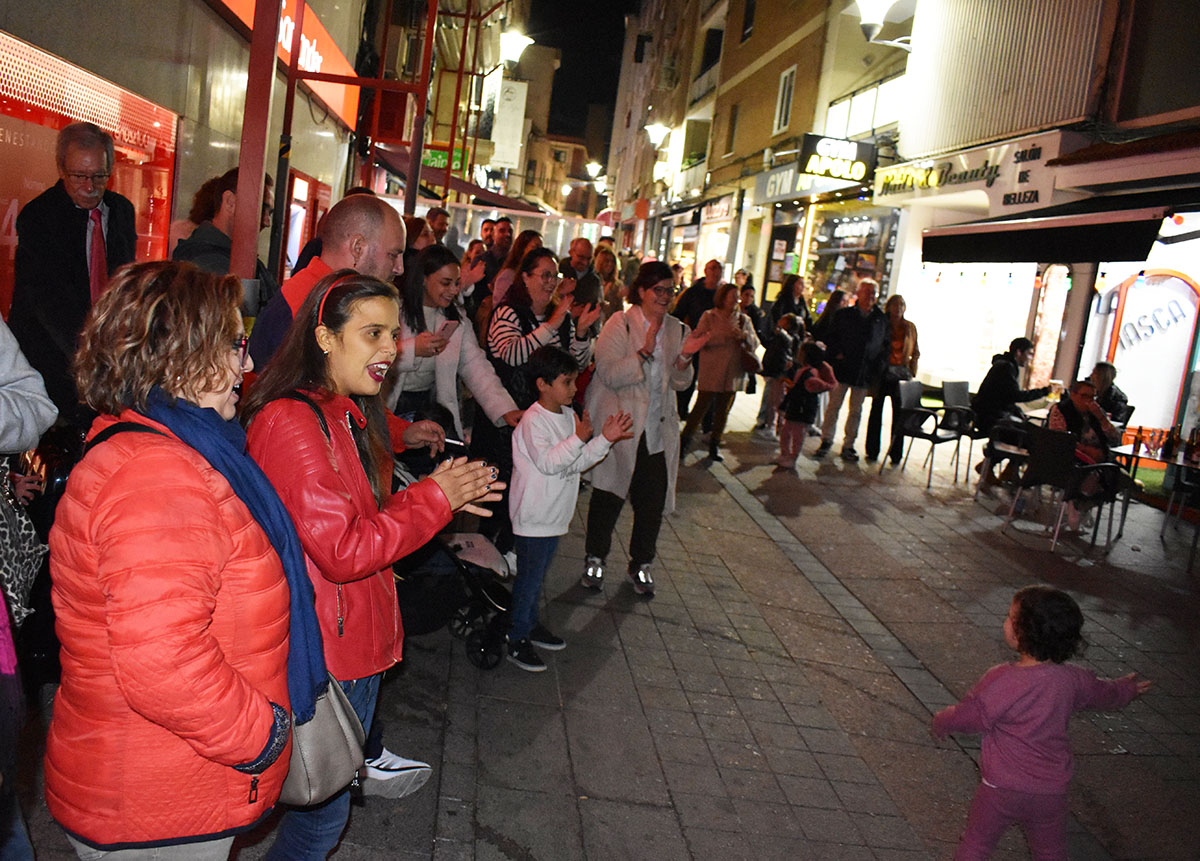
[{"xmin": 798, "ymin": 135, "xmax": 876, "ymax": 183}]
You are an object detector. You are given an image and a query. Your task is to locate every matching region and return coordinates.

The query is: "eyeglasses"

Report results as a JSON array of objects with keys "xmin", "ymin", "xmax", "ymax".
[
  {"xmin": 231, "ymin": 335, "xmax": 250, "ymax": 365},
  {"xmin": 651, "ymin": 285, "xmax": 678, "ymax": 298},
  {"xmin": 533, "ymin": 271, "xmax": 559, "ymax": 282},
  {"xmin": 64, "ymin": 172, "xmax": 111, "ymax": 185}
]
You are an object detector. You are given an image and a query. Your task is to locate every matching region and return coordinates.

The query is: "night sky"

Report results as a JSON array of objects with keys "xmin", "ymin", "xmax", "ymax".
[{"xmin": 528, "ymin": 0, "xmax": 638, "ymax": 139}]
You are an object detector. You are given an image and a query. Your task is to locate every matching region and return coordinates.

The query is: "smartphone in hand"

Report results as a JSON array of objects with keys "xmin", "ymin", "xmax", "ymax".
[{"xmin": 436, "ymin": 320, "xmax": 460, "ymax": 340}]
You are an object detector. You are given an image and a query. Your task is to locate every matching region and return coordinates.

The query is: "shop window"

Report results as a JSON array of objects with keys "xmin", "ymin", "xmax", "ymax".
[
  {"xmin": 741, "ymin": 0, "xmax": 756, "ymax": 41},
  {"xmin": 773, "ymin": 66, "xmax": 796, "ymax": 135},
  {"xmin": 724, "ymin": 104, "xmax": 739, "ymax": 156}
]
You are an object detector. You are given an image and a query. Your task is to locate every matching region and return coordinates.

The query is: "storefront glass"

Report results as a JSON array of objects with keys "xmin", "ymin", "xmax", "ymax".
[{"xmin": 1080, "ymin": 213, "xmax": 1200, "ymax": 432}]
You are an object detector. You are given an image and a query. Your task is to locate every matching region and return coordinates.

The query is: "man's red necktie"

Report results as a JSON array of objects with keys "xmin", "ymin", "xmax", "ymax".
[{"xmin": 89, "ymin": 208, "xmax": 107, "ymax": 302}]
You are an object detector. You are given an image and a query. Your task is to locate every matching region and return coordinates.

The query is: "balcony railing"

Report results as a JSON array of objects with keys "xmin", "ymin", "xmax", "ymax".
[{"xmin": 690, "ymin": 64, "xmax": 719, "ymax": 106}]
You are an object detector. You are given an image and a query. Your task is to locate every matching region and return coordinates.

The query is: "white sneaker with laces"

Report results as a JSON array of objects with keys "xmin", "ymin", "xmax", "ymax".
[{"xmin": 362, "ymin": 748, "xmax": 432, "ymax": 799}]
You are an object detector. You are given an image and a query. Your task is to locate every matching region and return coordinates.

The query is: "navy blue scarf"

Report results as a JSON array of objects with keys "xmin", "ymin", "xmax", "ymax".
[{"xmin": 140, "ymin": 387, "xmax": 326, "ymax": 722}]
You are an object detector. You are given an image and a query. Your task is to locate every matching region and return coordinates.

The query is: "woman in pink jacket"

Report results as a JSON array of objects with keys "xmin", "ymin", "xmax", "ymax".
[{"xmin": 244, "ymin": 271, "xmax": 498, "ymax": 860}]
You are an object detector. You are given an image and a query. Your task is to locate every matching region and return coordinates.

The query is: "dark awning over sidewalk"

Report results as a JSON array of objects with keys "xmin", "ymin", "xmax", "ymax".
[{"xmin": 921, "ymin": 187, "xmax": 1200, "ymax": 263}]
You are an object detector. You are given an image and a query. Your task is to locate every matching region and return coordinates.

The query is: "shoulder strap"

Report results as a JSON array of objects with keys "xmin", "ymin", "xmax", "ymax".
[
  {"xmin": 83, "ymin": 422, "xmax": 168, "ymax": 456},
  {"xmin": 281, "ymin": 391, "xmax": 331, "ymax": 441}
]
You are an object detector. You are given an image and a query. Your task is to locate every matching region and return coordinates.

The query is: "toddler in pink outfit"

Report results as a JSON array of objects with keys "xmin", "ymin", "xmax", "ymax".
[{"xmin": 932, "ymin": 585, "xmax": 1151, "ymax": 860}]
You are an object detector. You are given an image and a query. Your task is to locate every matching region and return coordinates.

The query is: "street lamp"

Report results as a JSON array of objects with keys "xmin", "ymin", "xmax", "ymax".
[
  {"xmin": 585, "ymin": 161, "xmax": 602, "ymax": 179},
  {"xmin": 645, "ymin": 123, "xmax": 670, "ymax": 147},
  {"xmin": 854, "ymin": 0, "xmax": 911, "ymax": 50},
  {"xmin": 561, "ymin": 183, "xmax": 573, "ymax": 198},
  {"xmin": 499, "ymin": 30, "xmax": 534, "ymax": 64}
]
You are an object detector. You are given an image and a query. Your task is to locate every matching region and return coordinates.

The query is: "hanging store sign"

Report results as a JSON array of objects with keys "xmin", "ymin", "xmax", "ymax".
[
  {"xmin": 798, "ymin": 134, "xmax": 877, "ymax": 183},
  {"xmin": 873, "ymin": 130, "xmax": 1088, "ymax": 214},
  {"xmin": 421, "ymin": 145, "xmax": 470, "ymax": 172},
  {"xmin": 702, "ymin": 194, "xmax": 734, "ymax": 221},
  {"xmin": 753, "ymin": 162, "xmax": 862, "ymax": 205},
  {"xmin": 490, "ymin": 78, "xmax": 528, "ymax": 170},
  {"xmin": 218, "ymin": 0, "xmax": 359, "ymax": 128}
]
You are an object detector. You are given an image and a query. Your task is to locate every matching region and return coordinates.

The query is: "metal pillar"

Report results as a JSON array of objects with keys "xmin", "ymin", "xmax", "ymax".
[
  {"xmin": 405, "ymin": 0, "xmax": 440, "ymax": 215},
  {"xmin": 443, "ymin": 0, "xmax": 474, "ymax": 198},
  {"xmin": 266, "ymin": 0, "xmax": 307, "ymax": 280},
  {"xmin": 231, "ymin": 0, "xmax": 280, "ymax": 282}
]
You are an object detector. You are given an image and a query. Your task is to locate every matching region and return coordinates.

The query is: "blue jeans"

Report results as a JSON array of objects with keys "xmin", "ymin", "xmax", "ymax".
[
  {"xmin": 508, "ymin": 535, "xmax": 560, "ymax": 641},
  {"xmin": 0, "ymin": 792, "xmax": 32, "ymax": 861},
  {"xmin": 265, "ymin": 674, "xmax": 381, "ymax": 861}
]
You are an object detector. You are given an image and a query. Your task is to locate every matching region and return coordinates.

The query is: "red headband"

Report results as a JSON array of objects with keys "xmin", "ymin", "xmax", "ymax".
[{"xmin": 316, "ymin": 274, "xmax": 355, "ymax": 326}]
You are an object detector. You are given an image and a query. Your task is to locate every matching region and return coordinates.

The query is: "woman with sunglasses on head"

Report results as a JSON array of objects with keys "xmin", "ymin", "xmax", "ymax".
[
  {"xmin": 581, "ymin": 262, "xmax": 710, "ymax": 597},
  {"xmin": 44, "ymin": 262, "xmax": 295, "ymax": 859},
  {"xmin": 243, "ymin": 271, "xmax": 500, "ymax": 860}
]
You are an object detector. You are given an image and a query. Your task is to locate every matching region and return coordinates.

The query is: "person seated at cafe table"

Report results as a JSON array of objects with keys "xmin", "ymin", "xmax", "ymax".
[
  {"xmin": 973, "ymin": 337, "xmax": 1051, "ymax": 488},
  {"xmin": 1088, "ymin": 361, "xmax": 1132, "ymax": 424},
  {"xmin": 1048, "ymin": 379, "xmax": 1121, "ymax": 464},
  {"xmin": 1048, "ymin": 379, "xmax": 1126, "ymax": 528}
]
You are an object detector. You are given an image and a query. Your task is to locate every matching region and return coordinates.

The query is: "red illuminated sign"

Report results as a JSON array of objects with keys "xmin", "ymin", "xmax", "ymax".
[
  {"xmin": 0, "ymin": 30, "xmax": 177, "ymax": 317},
  {"xmin": 220, "ymin": 0, "xmax": 360, "ymax": 128}
]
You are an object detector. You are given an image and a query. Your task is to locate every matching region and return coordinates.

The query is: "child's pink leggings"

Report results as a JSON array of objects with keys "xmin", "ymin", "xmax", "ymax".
[
  {"xmin": 778, "ymin": 420, "xmax": 808, "ymax": 463},
  {"xmin": 955, "ymin": 782, "xmax": 1068, "ymax": 861}
]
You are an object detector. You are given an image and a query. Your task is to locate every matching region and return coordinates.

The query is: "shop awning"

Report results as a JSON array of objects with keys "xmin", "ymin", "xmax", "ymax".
[
  {"xmin": 374, "ymin": 145, "xmax": 540, "ymax": 212},
  {"xmin": 921, "ymin": 187, "xmax": 1200, "ymax": 263}
]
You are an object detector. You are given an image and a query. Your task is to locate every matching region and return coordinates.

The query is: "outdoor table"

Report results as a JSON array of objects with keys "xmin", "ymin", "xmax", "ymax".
[{"xmin": 1112, "ymin": 444, "xmax": 1200, "ymax": 569}]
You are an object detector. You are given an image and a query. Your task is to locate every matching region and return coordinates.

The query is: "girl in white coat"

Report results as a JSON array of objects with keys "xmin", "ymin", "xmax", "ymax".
[{"xmin": 582, "ymin": 261, "xmax": 709, "ymax": 597}]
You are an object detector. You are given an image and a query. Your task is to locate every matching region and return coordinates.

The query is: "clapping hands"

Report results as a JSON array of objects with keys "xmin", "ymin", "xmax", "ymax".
[{"xmin": 602, "ymin": 410, "xmax": 634, "ymax": 442}]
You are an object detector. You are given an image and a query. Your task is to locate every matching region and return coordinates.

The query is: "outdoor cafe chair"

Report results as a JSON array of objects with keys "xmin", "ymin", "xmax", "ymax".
[
  {"xmin": 1003, "ymin": 427, "xmax": 1128, "ymax": 552},
  {"xmin": 939, "ymin": 380, "xmax": 978, "ymax": 479},
  {"xmin": 974, "ymin": 419, "xmax": 1032, "ymax": 500},
  {"xmin": 1160, "ymin": 462, "xmax": 1200, "ymax": 571},
  {"xmin": 880, "ymin": 379, "xmax": 964, "ymax": 488}
]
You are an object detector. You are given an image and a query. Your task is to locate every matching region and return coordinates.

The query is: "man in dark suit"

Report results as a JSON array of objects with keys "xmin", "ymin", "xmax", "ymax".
[{"xmin": 10, "ymin": 122, "xmax": 136, "ymax": 426}]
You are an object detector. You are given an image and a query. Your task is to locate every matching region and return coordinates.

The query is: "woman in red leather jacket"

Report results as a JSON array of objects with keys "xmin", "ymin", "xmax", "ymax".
[{"xmin": 244, "ymin": 271, "xmax": 499, "ymax": 860}]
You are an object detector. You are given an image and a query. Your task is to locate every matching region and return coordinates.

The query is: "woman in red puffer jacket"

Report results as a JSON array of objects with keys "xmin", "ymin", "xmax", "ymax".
[{"xmin": 45, "ymin": 263, "xmax": 292, "ymax": 857}]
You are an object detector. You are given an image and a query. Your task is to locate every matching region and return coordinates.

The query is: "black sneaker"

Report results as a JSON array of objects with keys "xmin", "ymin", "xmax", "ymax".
[
  {"xmin": 506, "ymin": 638, "xmax": 546, "ymax": 672},
  {"xmin": 840, "ymin": 448, "xmax": 859, "ymax": 462},
  {"xmin": 529, "ymin": 624, "xmax": 566, "ymax": 651},
  {"xmin": 629, "ymin": 566, "xmax": 655, "ymax": 597},
  {"xmin": 813, "ymin": 440, "xmax": 832, "ymax": 458}
]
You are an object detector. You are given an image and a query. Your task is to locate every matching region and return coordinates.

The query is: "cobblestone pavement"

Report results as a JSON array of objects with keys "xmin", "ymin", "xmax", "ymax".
[{"xmin": 20, "ymin": 398, "xmax": 1200, "ymax": 860}]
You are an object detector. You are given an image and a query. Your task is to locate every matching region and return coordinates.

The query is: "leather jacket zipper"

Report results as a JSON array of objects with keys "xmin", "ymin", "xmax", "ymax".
[
  {"xmin": 337, "ymin": 584, "xmax": 344, "ymax": 636},
  {"xmin": 248, "ymin": 776, "xmax": 259, "ymax": 803}
]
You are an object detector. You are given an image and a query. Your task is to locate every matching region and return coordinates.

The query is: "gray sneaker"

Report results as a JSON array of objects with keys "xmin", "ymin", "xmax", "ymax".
[
  {"xmin": 580, "ymin": 556, "xmax": 604, "ymax": 590},
  {"xmin": 628, "ymin": 565, "xmax": 655, "ymax": 597}
]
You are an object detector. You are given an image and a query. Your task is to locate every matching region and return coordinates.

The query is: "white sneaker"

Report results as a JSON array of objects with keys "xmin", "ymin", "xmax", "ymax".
[
  {"xmin": 503, "ymin": 550, "xmax": 518, "ymax": 579},
  {"xmin": 362, "ymin": 748, "xmax": 432, "ymax": 799}
]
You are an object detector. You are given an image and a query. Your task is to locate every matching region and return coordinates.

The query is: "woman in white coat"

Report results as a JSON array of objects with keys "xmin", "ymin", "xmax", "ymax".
[
  {"xmin": 384, "ymin": 245, "xmax": 521, "ymax": 448},
  {"xmin": 582, "ymin": 261, "xmax": 709, "ymax": 597}
]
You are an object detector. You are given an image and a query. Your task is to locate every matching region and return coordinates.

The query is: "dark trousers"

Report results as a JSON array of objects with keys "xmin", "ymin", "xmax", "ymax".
[
  {"xmin": 469, "ymin": 410, "xmax": 514, "ymax": 554},
  {"xmin": 681, "ymin": 391, "xmax": 735, "ymax": 448},
  {"xmin": 585, "ymin": 435, "xmax": 668, "ymax": 569},
  {"xmin": 865, "ymin": 369, "xmax": 905, "ymax": 462}
]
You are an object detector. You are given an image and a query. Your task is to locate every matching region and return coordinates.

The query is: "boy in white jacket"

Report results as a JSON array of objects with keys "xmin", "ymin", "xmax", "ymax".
[{"xmin": 507, "ymin": 346, "xmax": 632, "ymax": 672}]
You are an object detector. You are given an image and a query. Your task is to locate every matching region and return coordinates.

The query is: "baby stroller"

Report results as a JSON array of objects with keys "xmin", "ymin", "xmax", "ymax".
[{"xmin": 391, "ymin": 406, "xmax": 512, "ymax": 670}]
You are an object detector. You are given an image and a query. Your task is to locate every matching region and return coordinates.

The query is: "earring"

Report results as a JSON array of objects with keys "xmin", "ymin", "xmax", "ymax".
[{"xmin": 322, "ymin": 349, "xmax": 329, "ymax": 356}]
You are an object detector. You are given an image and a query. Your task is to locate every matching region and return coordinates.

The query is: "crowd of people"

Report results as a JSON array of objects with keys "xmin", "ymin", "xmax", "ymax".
[{"xmin": 0, "ymin": 122, "xmax": 1148, "ymax": 860}]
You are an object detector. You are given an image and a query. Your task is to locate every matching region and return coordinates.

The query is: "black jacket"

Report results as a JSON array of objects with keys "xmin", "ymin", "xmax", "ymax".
[
  {"xmin": 670, "ymin": 278, "xmax": 716, "ymax": 329},
  {"xmin": 10, "ymin": 182, "xmax": 136, "ymax": 422},
  {"xmin": 971, "ymin": 352, "xmax": 1049, "ymax": 434},
  {"xmin": 825, "ymin": 304, "xmax": 889, "ymax": 388},
  {"xmin": 171, "ymin": 222, "xmax": 278, "ymax": 316}
]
